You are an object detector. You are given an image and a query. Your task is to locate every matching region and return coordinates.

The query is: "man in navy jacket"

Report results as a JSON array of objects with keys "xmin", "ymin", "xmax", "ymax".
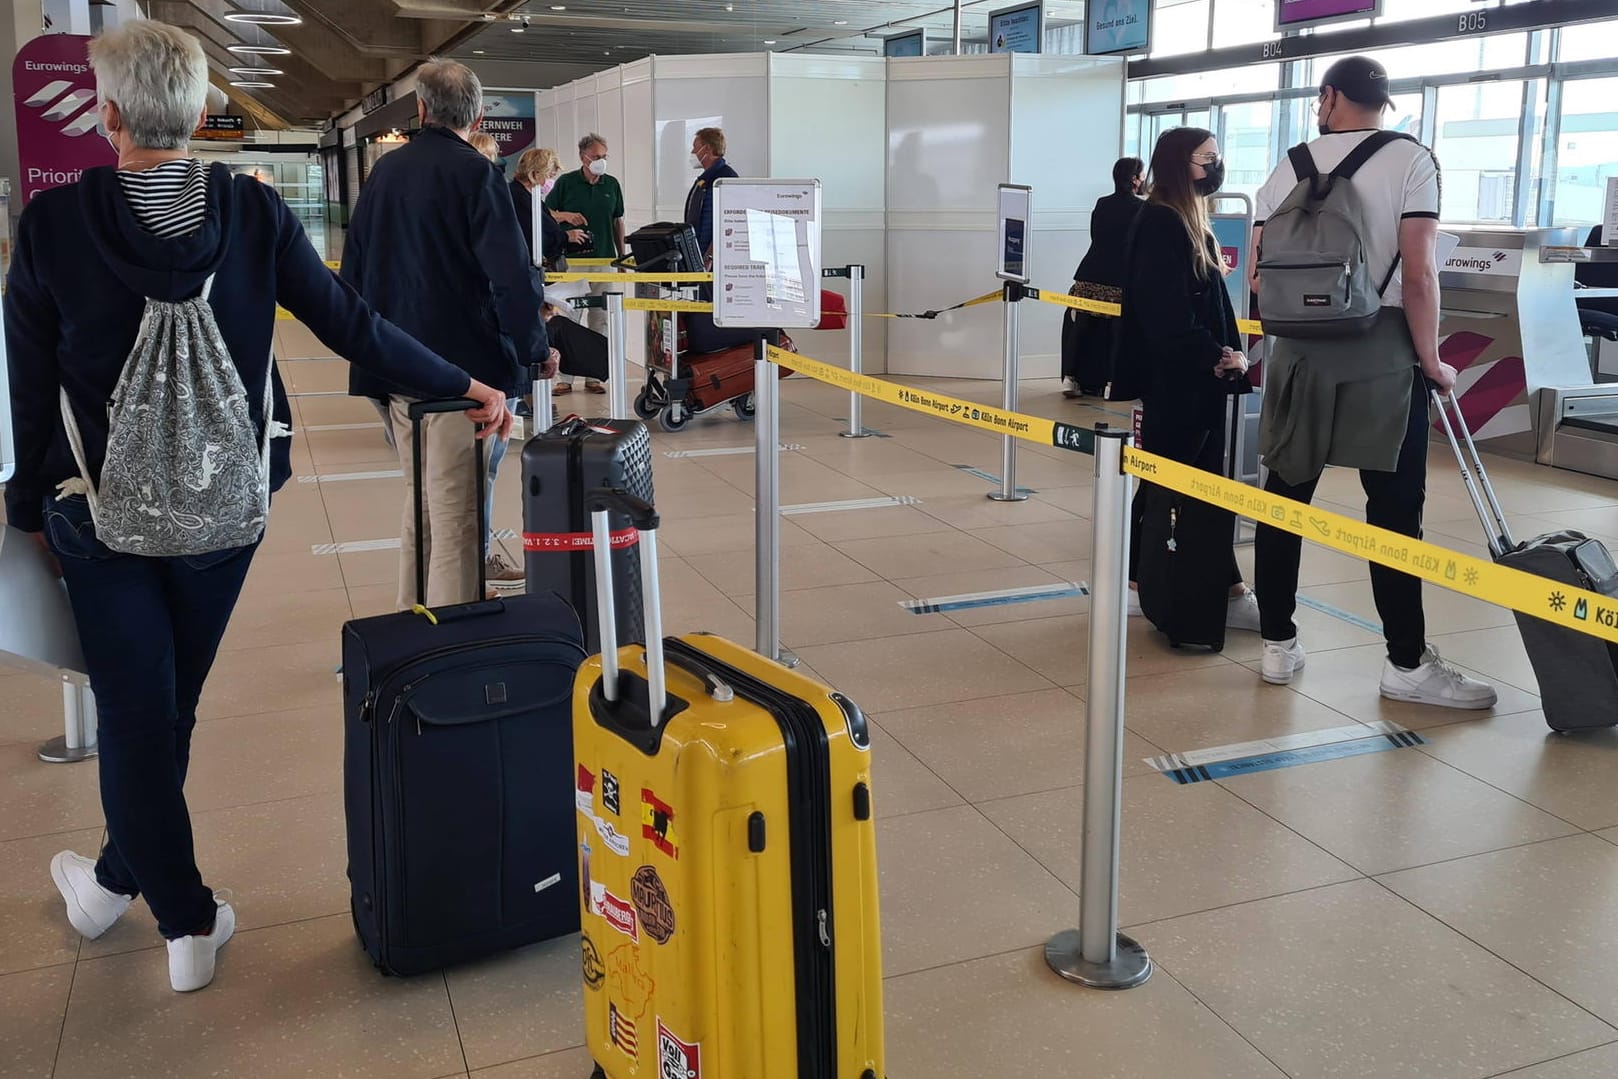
[
  {"xmin": 342, "ymin": 58, "xmax": 553, "ymax": 608},
  {"xmin": 684, "ymin": 127, "xmax": 738, "ymax": 261}
]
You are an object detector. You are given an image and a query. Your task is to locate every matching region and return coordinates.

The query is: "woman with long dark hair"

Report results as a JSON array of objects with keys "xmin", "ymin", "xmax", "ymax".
[{"xmin": 1121, "ymin": 127, "xmax": 1259, "ymax": 640}]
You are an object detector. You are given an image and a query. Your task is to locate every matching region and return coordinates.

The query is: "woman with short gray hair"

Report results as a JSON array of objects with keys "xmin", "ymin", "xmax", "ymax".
[{"xmin": 3, "ymin": 19, "xmax": 512, "ymax": 993}]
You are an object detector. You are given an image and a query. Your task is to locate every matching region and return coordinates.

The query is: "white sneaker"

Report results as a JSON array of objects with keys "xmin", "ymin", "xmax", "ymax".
[
  {"xmin": 167, "ymin": 899, "xmax": 236, "ymax": 993},
  {"xmin": 1380, "ymin": 646, "xmax": 1498, "ymax": 710},
  {"xmin": 1226, "ymin": 589, "xmax": 1262, "ymax": 632},
  {"xmin": 1061, "ymin": 376, "xmax": 1082, "ymax": 399},
  {"xmin": 50, "ymin": 851, "xmax": 131, "ymax": 940},
  {"xmin": 1261, "ymin": 637, "xmax": 1307, "ymax": 685}
]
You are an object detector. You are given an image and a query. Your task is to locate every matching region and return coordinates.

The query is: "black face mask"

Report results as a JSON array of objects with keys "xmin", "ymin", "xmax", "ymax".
[
  {"xmin": 1317, "ymin": 95, "xmax": 1333, "ymax": 136},
  {"xmin": 1194, "ymin": 160, "xmax": 1225, "ymax": 197}
]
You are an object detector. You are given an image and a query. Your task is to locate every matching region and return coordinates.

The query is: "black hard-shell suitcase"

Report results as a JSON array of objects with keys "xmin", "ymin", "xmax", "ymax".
[
  {"xmin": 521, "ymin": 416, "xmax": 655, "ymax": 653},
  {"xmin": 1137, "ymin": 483, "xmax": 1232, "ymax": 651},
  {"xmin": 341, "ymin": 399, "xmax": 587, "ymax": 976},
  {"xmin": 1435, "ymin": 392, "xmax": 1618, "ymax": 732}
]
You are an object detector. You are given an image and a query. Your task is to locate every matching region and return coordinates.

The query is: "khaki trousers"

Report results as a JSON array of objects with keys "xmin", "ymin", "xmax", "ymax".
[{"xmin": 388, "ymin": 396, "xmax": 482, "ymax": 610}]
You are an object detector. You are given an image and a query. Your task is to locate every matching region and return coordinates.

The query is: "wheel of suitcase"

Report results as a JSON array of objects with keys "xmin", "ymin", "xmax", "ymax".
[
  {"xmin": 658, "ymin": 404, "xmax": 690, "ymax": 432},
  {"xmin": 733, "ymin": 392, "xmax": 756, "ymax": 420},
  {"xmin": 633, "ymin": 387, "xmax": 660, "ymax": 420}
]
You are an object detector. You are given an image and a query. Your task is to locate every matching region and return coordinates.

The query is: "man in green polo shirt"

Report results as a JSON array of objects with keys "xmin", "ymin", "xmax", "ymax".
[{"xmin": 546, "ymin": 132, "xmax": 626, "ymax": 394}]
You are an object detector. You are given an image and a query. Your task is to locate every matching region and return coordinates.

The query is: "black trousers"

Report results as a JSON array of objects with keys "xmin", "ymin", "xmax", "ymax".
[{"xmin": 1254, "ymin": 370, "xmax": 1428, "ymax": 668}]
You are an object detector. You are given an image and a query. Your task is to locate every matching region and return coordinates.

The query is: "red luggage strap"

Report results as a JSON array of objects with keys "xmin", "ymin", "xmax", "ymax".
[{"xmin": 523, "ymin": 527, "xmax": 640, "ymax": 552}]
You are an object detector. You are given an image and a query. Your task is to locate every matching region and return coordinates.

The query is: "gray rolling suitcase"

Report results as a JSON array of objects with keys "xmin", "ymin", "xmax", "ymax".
[{"xmin": 1435, "ymin": 391, "xmax": 1618, "ymax": 732}]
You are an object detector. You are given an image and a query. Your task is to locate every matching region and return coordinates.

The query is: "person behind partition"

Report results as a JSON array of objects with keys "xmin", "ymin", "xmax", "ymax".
[
  {"xmin": 1062, "ymin": 155, "xmax": 1144, "ymax": 399},
  {"xmin": 4, "ymin": 21, "xmax": 510, "ymax": 993},
  {"xmin": 684, "ymin": 126, "xmax": 738, "ymax": 264},
  {"xmin": 1118, "ymin": 127, "xmax": 1259, "ymax": 632}
]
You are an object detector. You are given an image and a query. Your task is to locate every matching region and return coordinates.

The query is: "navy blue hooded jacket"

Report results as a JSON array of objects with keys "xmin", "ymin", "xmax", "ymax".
[
  {"xmin": 683, "ymin": 156, "xmax": 738, "ymax": 255},
  {"xmin": 2, "ymin": 163, "xmax": 471, "ymax": 534},
  {"xmin": 343, "ymin": 126, "xmax": 546, "ymax": 401}
]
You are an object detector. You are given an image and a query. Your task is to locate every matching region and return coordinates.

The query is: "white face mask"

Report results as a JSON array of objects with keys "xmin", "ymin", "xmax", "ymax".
[
  {"xmin": 690, "ymin": 154, "xmax": 703, "ymax": 170},
  {"xmin": 587, "ymin": 158, "xmax": 609, "ymax": 177}
]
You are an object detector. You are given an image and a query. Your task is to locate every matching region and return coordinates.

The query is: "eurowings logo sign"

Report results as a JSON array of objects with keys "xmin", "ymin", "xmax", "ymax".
[
  {"xmin": 11, "ymin": 34, "xmax": 115, "ymax": 204},
  {"xmin": 1443, "ymin": 247, "xmax": 1521, "ymax": 278}
]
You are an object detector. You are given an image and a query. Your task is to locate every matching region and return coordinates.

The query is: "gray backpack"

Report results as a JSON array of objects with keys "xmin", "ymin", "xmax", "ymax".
[
  {"xmin": 60, "ymin": 275, "xmax": 286, "ymax": 557},
  {"xmin": 1256, "ymin": 131, "xmax": 1414, "ymax": 339}
]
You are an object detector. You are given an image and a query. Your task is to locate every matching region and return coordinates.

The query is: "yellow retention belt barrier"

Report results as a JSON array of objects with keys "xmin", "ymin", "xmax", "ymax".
[
  {"xmin": 1123, "ymin": 447, "xmax": 1618, "ymax": 647},
  {"xmin": 1028, "ymin": 287, "xmax": 1264, "ymax": 338},
  {"xmin": 770, "ymin": 345, "xmax": 1095, "ymax": 454},
  {"xmin": 546, "ymin": 270, "xmax": 712, "ymax": 284},
  {"xmin": 565, "ymin": 257, "xmax": 626, "ymax": 267},
  {"xmin": 866, "ymin": 290, "xmax": 1003, "ymax": 320},
  {"xmin": 625, "ymin": 297, "xmax": 712, "ymax": 313}
]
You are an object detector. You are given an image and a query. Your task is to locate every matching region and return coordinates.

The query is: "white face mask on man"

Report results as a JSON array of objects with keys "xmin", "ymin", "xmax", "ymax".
[
  {"xmin": 587, "ymin": 157, "xmax": 609, "ymax": 177},
  {"xmin": 690, "ymin": 154, "xmax": 703, "ymax": 171}
]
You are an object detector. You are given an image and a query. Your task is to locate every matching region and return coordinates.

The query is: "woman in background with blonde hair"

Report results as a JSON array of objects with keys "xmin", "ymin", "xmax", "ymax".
[
  {"xmin": 510, "ymin": 147, "xmax": 586, "ymax": 267},
  {"xmin": 468, "ymin": 130, "xmax": 499, "ymax": 162}
]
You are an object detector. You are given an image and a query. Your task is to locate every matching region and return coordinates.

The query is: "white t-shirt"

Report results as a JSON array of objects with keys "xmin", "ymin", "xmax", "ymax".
[{"xmin": 1254, "ymin": 130, "xmax": 1441, "ymax": 309}]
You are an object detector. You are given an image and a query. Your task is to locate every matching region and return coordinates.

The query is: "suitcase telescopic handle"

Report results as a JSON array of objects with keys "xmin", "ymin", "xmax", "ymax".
[
  {"xmin": 586, "ymin": 488, "xmax": 667, "ymax": 725},
  {"xmin": 1430, "ymin": 389, "xmax": 1515, "ymax": 557}
]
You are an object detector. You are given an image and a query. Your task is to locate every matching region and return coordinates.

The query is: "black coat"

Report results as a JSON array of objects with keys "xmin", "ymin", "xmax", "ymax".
[
  {"xmin": 343, "ymin": 126, "xmax": 546, "ymax": 400},
  {"xmin": 1074, "ymin": 191, "xmax": 1145, "ymax": 288},
  {"xmin": 1118, "ymin": 202, "xmax": 1247, "ymax": 456}
]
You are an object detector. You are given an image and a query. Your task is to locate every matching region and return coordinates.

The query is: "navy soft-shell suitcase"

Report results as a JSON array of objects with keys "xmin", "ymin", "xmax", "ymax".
[{"xmin": 341, "ymin": 399, "xmax": 587, "ymax": 976}]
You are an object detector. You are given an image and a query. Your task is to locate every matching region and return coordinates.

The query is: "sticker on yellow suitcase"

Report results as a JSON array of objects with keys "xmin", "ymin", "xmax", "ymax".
[
  {"xmin": 631, "ymin": 865, "xmax": 676, "ymax": 944},
  {"xmin": 583, "ymin": 841, "xmax": 639, "ymax": 941},
  {"xmin": 578, "ymin": 766, "xmax": 631, "ymax": 856},
  {"xmin": 581, "ymin": 934, "xmax": 605, "ymax": 991},
  {"xmin": 610, "ymin": 1002, "xmax": 639, "ymax": 1061},
  {"xmin": 657, "ymin": 1019, "xmax": 701, "ymax": 1079},
  {"xmin": 641, "ymin": 788, "xmax": 680, "ymax": 860}
]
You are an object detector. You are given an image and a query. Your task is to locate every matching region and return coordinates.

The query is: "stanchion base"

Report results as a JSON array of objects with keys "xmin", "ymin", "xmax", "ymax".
[
  {"xmin": 987, "ymin": 491, "xmax": 1031, "ymax": 503},
  {"xmin": 777, "ymin": 649, "xmax": 801, "ymax": 669},
  {"xmin": 1045, "ymin": 929, "xmax": 1152, "ymax": 990},
  {"xmin": 839, "ymin": 430, "xmax": 874, "ymax": 440},
  {"xmin": 37, "ymin": 736, "xmax": 98, "ymax": 764}
]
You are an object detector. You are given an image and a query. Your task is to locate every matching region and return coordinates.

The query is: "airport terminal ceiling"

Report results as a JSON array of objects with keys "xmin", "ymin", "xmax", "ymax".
[{"xmin": 152, "ymin": 0, "xmax": 1092, "ymax": 126}]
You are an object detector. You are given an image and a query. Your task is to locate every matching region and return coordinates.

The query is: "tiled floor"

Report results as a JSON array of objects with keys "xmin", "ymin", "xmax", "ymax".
[{"xmin": 4, "ymin": 316, "xmax": 1618, "ymax": 1079}]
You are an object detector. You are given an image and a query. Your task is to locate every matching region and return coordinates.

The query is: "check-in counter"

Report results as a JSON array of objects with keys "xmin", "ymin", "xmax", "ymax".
[
  {"xmin": 1436, "ymin": 226, "xmax": 1592, "ymax": 460},
  {"xmin": 1519, "ymin": 242, "xmax": 1618, "ymax": 480}
]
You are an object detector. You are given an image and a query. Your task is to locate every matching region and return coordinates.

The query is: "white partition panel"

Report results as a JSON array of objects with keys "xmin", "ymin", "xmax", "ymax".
[
  {"xmin": 886, "ymin": 55, "xmax": 1013, "ymax": 379},
  {"xmin": 620, "ymin": 59, "xmax": 656, "ymax": 228},
  {"xmin": 770, "ymin": 54, "xmax": 889, "ymax": 372},
  {"xmin": 652, "ymin": 54, "xmax": 769, "ymax": 224},
  {"xmin": 1009, "ymin": 55, "xmax": 1125, "ymax": 379}
]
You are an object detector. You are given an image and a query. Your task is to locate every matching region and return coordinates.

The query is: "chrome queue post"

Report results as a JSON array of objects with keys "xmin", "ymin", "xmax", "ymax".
[
  {"xmin": 1046, "ymin": 426, "xmax": 1151, "ymax": 990},
  {"xmin": 752, "ymin": 336, "xmax": 796, "ymax": 669},
  {"xmin": 605, "ymin": 289, "xmax": 630, "ymax": 420},
  {"xmin": 839, "ymin": 265, "xmax": 871, "ymax": 440},
  {"xmin": 38, "ymin": 676, "xmax": 97, "ymax": 764},
  {"xmin": 989, "ymin": 281, "xmax": 1028, "ymax": 503}
]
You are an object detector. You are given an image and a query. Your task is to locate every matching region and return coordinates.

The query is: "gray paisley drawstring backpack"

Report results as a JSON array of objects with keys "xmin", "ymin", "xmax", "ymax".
[{"xmin": 59, "ymin": 274, "xmax": 290, "ymax": 557}]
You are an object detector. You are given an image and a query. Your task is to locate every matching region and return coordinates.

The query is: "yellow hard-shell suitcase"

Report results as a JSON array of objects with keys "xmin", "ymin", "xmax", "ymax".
[{"xmin": 572, "ymin": 490, "xmax": 884, "ymax": 1079}]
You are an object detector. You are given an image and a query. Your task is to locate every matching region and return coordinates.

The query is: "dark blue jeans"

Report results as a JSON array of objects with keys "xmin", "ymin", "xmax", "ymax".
[{"xmin": 44, "ymin": 494, "xmax": 258, "ymax": 939}]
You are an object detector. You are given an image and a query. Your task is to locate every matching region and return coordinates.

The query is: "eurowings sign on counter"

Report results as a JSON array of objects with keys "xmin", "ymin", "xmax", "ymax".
[
  {"xmin": 480, "ymin": 92, "xmax": 537, "ymax": 179},
  {"xmin": 11, "ymin": 34, "xmax": 115, "ymax": 205}
]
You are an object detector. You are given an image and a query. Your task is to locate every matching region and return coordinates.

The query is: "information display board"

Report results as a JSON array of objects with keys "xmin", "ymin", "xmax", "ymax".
[
  {"xmin": 989, "ymin": 1, "xmax": 1042, "ymax": 54},
  {"xmin": 884, "ymin": 29, "xmax": 926, "ymax": 57},
  {"xmin": 712, "ymin": 179, "xmax": 823, "ymax": 329},
  {"xmin": 1275, "ymin": 0, "xmax": 1382, "ymax": 31},
  {"xmin": 1085, "ymin": 0, "xmax": 1152, "ymax": 56},
  {"xmin": 996, "ymin": 184, "xmax": 1033, "ymax": 285}
]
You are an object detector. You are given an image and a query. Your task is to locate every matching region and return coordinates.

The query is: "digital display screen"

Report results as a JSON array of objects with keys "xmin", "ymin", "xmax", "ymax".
[
  {"xmin": 1085, "ymin": 0, "xmax": 1151, "ymax": 56},
  {"xmin": 1275, "ymin": 0, "xmax": 1382, "ymax": 30},
  {"xmin": 988, "ymin": 1, "xmax": 1042, "ymax": 54},
  {"xmin": 884, "ymin": 30, "xmax": 925, "ymax": 57}
]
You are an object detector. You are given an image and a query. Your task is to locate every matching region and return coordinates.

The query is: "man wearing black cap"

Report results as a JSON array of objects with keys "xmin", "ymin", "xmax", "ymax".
[{"xmin": 1247, "ymin": 55, "xmax": 1498, "ymax": 711}]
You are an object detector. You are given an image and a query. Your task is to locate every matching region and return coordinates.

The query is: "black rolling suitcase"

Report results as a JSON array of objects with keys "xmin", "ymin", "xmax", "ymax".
[
  {"xmin": 1137, "ymin": 482, "xmax": 1233, "ymax": 651},
  {"xmin": 341, "ymin": 399, "xmax": 588, "ymax": 976},
  {"xmin": 521, "ymin": 416, "xmax": 655, "ymax": 652},
  {"xmin": 1435, "ymin": 392, "xmax": 1618, "ymax": 732}
]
